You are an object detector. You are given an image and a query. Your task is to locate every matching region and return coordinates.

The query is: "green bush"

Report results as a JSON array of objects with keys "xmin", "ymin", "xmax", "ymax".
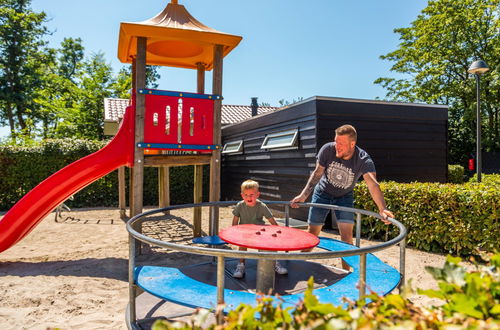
[
  {"xmin": 0, "ymin": 139, "xmax": 209, "ymax": 211},
  {"xmin": 152, "ymin": 253, "xmax": 500, "ymax": 329},
  {"xmin": 354, "ymin": 174, "xmax": 500, "ymax": 255},
  {"xmin": 448, "ymin": 164, "xmax": 465, "ymax": 183}
]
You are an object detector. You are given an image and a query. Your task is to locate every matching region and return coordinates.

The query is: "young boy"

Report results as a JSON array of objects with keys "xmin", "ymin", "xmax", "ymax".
[{"xmin": 231, "ymin": 179, "xmax": 288, "ymax": 278}]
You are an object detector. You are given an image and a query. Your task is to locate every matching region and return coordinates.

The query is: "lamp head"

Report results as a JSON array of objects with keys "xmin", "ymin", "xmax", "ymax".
[{"xmin": 468, "ymin": 60, "xmax": 489, "ymax": 75}]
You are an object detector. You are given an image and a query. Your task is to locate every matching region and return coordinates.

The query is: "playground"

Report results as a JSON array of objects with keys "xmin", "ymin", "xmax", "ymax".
[
  {"xmin": 0, "ymin": 206, "xmax": 455, "ymax": 329},
  {"xmin": 0, "ymin": 1, "xmax": 492, "ymax": 328}
]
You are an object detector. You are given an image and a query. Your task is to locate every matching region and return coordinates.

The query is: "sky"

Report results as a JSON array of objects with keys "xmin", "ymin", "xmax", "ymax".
[{"xmin": 1, "ymin": 0, "xmax": 429, "ymax": 138}]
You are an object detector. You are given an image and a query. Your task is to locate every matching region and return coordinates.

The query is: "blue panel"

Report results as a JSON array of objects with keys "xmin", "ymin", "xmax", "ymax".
[
  {"xmin": 135, "ymin": 266, "xmax": 263, "ymax": 312},
  {"xmin": 138, "ymin": 142, "xmax": 221, "ymax": 150},
  {"xmin": 192, "ymin": 235, "xmax": 227, "ymax": 245},
  {"xmin": 138, "ymin": 88, "xmax": 221, "ymax": 100},
  {"xmin": 135, "ymin": 238, "xmax": 401, "ymax": 313}
]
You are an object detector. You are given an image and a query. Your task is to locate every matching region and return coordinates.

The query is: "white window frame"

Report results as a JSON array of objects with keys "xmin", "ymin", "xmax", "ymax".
[
  {"xmin": 260, "ymin": 128, "xmax": 299, "ymax": 150},
  {"xmin": 222, "ymin": 139, "xmax": 243, "ymax": 154}
]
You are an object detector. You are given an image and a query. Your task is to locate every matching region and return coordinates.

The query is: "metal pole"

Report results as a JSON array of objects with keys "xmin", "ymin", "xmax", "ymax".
[
  {"xmin": 128, "ymin": 234, "xmax": 137, "ymax": 326},
  {"xmin": 285, "ymin": 204, "xmax": 290, "ymax": 227},
  {"xmin": 475, "ymin": 74, "xmax": 482, "ymax": 183},
  {"xmin": 216, "ymin": 255, "xmax": 225, "ymax": 324},
  {"xmin": 359, "ymin": 253, "xmax": 367, "ymax": 300},
  {"xmin": 355, "ymin": 213, "xmax": 361, "ymax": 247},
  {"xmin": 399, "ymin": 237, "xmax": 406, "ymax": 291}
]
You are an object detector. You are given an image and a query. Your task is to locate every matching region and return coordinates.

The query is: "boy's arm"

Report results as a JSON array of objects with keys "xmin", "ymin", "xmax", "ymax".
[{"xmin": 232, "ymin": 215, "xmax": 240, "ymax": 226}]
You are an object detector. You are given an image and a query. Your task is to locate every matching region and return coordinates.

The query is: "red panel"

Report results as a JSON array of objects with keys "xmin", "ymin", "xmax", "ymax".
[{"xmin": 143, "ymin": 92, "xmax": 214, "ymax": 149}]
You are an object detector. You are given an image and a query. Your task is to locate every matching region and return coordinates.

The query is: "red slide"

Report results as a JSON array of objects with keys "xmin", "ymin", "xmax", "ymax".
[{"xmin": 0, "ymin": 106, "xmax": 135, "ymax": 253}]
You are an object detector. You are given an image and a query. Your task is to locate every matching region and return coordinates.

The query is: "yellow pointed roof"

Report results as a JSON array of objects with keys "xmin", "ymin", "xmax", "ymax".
[{"xmin": 117, "ymin": 0, "xmax": 242, "ymax": 70}]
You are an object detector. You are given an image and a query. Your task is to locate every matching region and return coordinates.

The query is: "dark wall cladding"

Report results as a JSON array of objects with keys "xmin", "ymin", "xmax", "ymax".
[{"xmin": 222, "ymin": 97, "xmax": 448, "ymax": 221}]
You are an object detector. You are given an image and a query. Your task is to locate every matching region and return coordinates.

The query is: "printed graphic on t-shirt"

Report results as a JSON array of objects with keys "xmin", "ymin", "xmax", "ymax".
[{"xmin": 326, "ymin": 161, "xmax": 354, "ymax": 189}]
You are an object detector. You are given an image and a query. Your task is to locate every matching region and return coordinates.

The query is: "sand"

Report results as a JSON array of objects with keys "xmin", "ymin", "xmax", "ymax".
[{"xmin": 0, "ymin": 206, "xmax": 458, "ymax": 329}]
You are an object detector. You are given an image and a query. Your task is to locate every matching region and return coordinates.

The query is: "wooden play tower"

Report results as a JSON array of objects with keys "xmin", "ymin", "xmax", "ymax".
[{"xmin": 117, "ymin": 0, "xmax": 242, "ymax": 236}]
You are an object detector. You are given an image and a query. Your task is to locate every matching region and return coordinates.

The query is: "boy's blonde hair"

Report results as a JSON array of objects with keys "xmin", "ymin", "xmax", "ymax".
[{"xmin": 241, "ymin": 179, "xmax": 259, "ymax": 192}]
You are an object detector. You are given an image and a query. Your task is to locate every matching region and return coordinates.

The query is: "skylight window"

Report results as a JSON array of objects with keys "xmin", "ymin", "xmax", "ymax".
[
  {"xmin": 222, "ymin": 140, "xmax": 243, "ymax": 154},
  {"xmin": 261, "ymin": 128, "xmax": 299, "ymax": 150}
]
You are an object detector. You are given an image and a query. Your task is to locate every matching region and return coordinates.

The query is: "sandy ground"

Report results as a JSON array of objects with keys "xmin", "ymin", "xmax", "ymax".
[{"xmin": 0, "ymin": 206, "xmax": 460, "ymax": 329}]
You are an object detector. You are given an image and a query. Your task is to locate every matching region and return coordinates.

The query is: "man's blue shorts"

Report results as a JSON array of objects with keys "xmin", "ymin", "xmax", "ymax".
[{"xmin": 308, "ymin": 186, "xmax": 355, "ymax": 226}]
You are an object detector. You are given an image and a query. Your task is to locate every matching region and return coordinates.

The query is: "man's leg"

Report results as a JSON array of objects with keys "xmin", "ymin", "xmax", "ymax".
[
  {"xmin": 302, "ymin": 224, "xmax": 323, "ymax": 252},
  {"xmin": 337, "ymin": 222, "xmax": 354, "ymax": 270},
  {"xmin": 337, "ymin": 222, "xmax": 354, "ymax": 245}
]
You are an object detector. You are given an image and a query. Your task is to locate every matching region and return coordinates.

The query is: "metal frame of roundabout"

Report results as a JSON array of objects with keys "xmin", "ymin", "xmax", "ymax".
[{"xmin": 125, "ymin": 201, "xmax": 407, "ymax": 329}]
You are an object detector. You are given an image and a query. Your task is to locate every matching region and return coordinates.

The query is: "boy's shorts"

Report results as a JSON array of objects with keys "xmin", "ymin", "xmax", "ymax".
[{"xmin": 308, "ymin": 187, "xmax": 354, "ymax": 226}]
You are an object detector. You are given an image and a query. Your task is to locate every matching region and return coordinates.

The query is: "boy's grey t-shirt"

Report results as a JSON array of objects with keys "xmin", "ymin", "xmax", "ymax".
[
  {"xmin": 232, "ymin": 200, "xmax": 273, "ymax": 225},
  {"xmin": 317, "ymin": 142, "xmax": 376, "ymax": 197}
]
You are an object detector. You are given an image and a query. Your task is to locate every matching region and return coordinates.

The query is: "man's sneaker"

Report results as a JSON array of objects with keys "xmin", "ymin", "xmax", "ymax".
[
  {"xmin": 275, "ymin": 261, "xmax": 288, "ymax": 275},
  {"xmin": 233, "ymin": 263, "xmax": 245, "ymax": 278}
]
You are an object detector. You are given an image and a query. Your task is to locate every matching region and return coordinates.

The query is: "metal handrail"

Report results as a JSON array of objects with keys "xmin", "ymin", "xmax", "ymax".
[{"xmin": 126, "ymin": 200, "xmax": 407, "ymax": 329}]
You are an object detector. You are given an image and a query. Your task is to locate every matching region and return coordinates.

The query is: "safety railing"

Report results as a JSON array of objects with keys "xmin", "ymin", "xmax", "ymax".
[{"xmin": 126, "ymin": 201, "xmax": 407, "ymax": 328}]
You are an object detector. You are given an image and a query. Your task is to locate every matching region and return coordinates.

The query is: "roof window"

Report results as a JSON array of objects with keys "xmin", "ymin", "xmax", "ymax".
[
  {"xmin": 261, "ymin": 128, "xmax": 299, "ymax": 150},
  {"xmin": 222, "ymin": 140, "xmax": 243, "ymax": 154}
]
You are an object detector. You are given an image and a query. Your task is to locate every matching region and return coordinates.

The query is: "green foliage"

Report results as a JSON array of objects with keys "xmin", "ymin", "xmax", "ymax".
[
  {"xmin": 419, "ymin": 255, "xmax": 500, "ymax": 321},
  {"xmin": 354, "ymin": 176, "xmax": 500, "ymax": 255},
  {"xmin": 0, "ymin": 0, "xmax": 51, "ymax": 140},
  {"xmin": 152, "ymin": 254, "xmax": 500, "ymax": 329},
  {"xmin": 0, "ymin": 139, "xmax": 209, "ymax": 210},
  {"xmin": 375, "ymin": 0, "xmax": 500, "ymax": 165},
  {"xmin": 448, "ymin": 164, "xmax": 465, "ymax": 183}
]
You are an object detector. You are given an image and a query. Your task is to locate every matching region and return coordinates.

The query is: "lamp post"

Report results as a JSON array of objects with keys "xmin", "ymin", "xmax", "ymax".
[{"xmin": 467, "ymin": 60, "xmax": 489, "ymax": 182}]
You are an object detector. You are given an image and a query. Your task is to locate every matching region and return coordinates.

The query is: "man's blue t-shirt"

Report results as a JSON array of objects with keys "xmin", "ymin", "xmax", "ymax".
[{"xmin": 316, "ymin": 142, "xmax": 376, "ymax": 197}]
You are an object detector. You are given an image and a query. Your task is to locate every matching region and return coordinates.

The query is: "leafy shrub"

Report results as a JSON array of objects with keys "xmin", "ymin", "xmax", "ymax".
[
  {"xmin": 0, "ymin": 139, "xmax": 209, "ymax": 210},
  {"xmin": 354, "ymin": 174, "xmax": 499, "ymax": 255},
  {"xmin": 448, "ymin": 164, "xmax": 465, "ymax": 183},
  {"xmin": 152, "ymin": 253, "xmax": 500, "ymax": 329}
]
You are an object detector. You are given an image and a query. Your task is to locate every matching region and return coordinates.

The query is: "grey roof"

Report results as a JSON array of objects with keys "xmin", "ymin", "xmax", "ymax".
[{"xmin": 103, "ymin": 98, "xmax": 279, "ymax": 125}]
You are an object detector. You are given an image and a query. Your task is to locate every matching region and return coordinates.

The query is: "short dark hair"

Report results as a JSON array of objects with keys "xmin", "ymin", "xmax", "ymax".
[{"xmin": 335, "ymin": 124, "xmax": 357, "ymax": 141}]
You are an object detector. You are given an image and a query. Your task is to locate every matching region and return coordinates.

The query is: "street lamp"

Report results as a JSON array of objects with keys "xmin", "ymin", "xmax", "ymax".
[{"xmin": 467, "ymin": 59, "xmax": 489, "ymax": 182}]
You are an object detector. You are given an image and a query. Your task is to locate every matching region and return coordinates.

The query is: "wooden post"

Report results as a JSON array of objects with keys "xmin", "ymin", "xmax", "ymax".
[
  {"xmin": 118, "ymin": 166, "xmax": 127, "ymax": 219},
  {"xmin": 193, "ymin": 62, "xmax": 205, "ymax": 237},
  {"xmin": 131, "ymin": 37, "xmax": 147, "ymax": 217},
  {"xmin": 159, "ymin": 166, "xmax": 170, "ymax": 213},
  {"xmin": 131, "ymin": 37, "xmax": 147, "ymax": 255},
  {"xmin": 209, "ymin": 46, "xmax": 223, "ymax": 236}
]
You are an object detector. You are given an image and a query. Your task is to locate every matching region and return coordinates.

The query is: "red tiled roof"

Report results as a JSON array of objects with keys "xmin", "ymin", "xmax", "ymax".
[
  {"xmin": 103, "ymin": 98, "xmax": 278, "ymax": 125},
  {"xmin": 104, "ymin": 98, "xmax": 131, "ymax": 122},
  {"xmin": 221, "ymin": 104, "xmax": 278, "ymax": 125}
]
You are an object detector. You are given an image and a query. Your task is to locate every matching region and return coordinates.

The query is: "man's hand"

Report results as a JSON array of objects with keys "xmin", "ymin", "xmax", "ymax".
[
  {"xmin": 380, "ymin": 209, "xmax": 394, "ymax": 225},
  {"xmin": 290, "ymin": 194, "xmax": 306, "ymax": 208}
]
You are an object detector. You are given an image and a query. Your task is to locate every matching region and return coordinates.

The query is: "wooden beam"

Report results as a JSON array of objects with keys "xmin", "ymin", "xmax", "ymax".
[
  {"xmin": 194, "ymin": 62, "xmax": 206, "ymax": 237},
  {"xmin": 209, "ymin": 45, "xmax": 223, "ymax": 235},
  {"xmin": 131, "ymin": 37, "xmax": 147, "ymax": 256},
  {"xmin": 144, "ymin": 154, "xmax": 211, "ymax": 167},
  {"xmin": 158, "ymin": 166, "xmax": 170, "ymax": 213},
  {"xmin": 131, "ymin": 37, "xmax": 147, "ymax": 217},
  {"xmin": 118, "ymin": 167, "xmax": 127, "ymax": 219}
]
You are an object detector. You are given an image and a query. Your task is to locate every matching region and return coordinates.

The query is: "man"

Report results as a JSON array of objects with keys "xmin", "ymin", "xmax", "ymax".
[{"xmin": 291, "ymin": 125, "xmax": 393, "ymax": 267}]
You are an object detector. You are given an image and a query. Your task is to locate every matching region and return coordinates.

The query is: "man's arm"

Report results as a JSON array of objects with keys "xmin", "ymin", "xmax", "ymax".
[
  {"xmin": 363, "ymin": 172, "xmax": 394, "ymax": 223},
  {"xmin": 291, "ymin": 161, "xmax": 325, "ymax": 208}
]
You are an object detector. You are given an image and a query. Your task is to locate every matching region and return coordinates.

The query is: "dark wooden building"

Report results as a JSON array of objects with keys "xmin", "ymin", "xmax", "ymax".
[{"xmin": 221, "ymin": 96, "xmax": 448, "ymax": 221}]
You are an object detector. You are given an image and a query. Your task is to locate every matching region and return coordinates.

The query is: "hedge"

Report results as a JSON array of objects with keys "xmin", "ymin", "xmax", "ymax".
[
  {"xmin": 354, "ymin": 174, "xmax": 499, "ymax": 256},
  {"xmin": 1, "ymin": 140, "xmax": 498, "ymax": 256},
  {"xmin": 448, "ymin": 164, "xmax": 465, "ymax": 183},
  {"xmin": 0, "ymin": 139, "xmax": 209, "ymax": 211}
]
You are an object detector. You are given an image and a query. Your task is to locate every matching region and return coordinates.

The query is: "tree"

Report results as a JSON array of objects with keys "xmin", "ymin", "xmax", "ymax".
[
  {"xmin": 375, "ymin": 0, "xmax": 499, "ymax": 164},
  {"xmin": 0, "ymin": 0, "xmax": 50, "ymax": 140}
]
